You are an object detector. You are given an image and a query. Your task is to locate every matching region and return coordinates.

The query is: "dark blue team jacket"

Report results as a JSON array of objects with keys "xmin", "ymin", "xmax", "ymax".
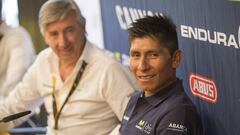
[{"xmin": 120, "ymin": 79, "xmax": 202, "ymax": 135}]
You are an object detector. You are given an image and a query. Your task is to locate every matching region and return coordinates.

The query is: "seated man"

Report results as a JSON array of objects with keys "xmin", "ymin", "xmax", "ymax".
[
  {"xmin": 120, "ymin": 15, "xmax": 202, "ymax": 135},
  {"xmin": 0, "ymin": 0, "xmax": 137, "ymax": 135}
]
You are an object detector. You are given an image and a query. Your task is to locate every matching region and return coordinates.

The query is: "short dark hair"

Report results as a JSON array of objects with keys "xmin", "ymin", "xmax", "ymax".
[{"xmin": 128, "ymin": 15, "xmax": 178, "ymax": 56}]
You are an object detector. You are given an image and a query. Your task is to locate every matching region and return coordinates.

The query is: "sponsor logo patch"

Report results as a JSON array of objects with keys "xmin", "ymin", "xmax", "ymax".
[
  {"xmin": 135, "ymin": 120, "xmax": 152, "ymax": 134},
  {"xmin": 167, "ymin": 123, "xmax": 188, "ymax": 132},
  {"xmin": 189, "ymin": 73, "xmax": 218, "ymax": 103}
]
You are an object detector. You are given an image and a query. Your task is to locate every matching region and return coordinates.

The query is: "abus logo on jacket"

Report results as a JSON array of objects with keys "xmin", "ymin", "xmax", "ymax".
[{"xmin": 189, "ymin": 73, "xmax": 218, "ymax": 103}]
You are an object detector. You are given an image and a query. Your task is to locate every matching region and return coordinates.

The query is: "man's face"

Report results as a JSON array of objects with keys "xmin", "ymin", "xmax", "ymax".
[
  {"xmin": 44, "ymin": 11, "xmax": 85, "ymax": 62},
  {"xmin": 130, "ymin": 37, "xmax": 181, "ymax": 97}
]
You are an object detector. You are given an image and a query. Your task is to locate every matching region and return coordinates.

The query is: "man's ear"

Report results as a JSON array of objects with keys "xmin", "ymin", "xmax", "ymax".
[{"xmin": 172, "ymin": 50, "xmax": 182, "ymax": 68}]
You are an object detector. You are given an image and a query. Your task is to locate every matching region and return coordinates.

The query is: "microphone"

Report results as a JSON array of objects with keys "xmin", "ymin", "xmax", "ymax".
[{"xmin": 0, "ymin": 110, "xmax": 31, "ymax": 123}]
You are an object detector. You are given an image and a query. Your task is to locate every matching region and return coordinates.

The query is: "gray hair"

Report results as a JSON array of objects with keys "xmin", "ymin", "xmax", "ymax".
[{"xmin": 38, "ymin": 0, "xmax": 86, "ymax": 35}]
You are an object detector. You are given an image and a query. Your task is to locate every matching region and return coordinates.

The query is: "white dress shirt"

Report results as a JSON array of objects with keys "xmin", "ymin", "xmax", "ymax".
[{"xmin": 0, "ymin": 41, "xmax": 137, "ymax": 135}]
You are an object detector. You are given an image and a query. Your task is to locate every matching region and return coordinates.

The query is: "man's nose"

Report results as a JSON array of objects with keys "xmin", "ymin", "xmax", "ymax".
[
  {"xmin": 59, "ymin": 33, "xmax": 68, "ymax": 47},
  {"xmin": 138, "ymin": 56, "xmax": 150, "ymax": 71}
]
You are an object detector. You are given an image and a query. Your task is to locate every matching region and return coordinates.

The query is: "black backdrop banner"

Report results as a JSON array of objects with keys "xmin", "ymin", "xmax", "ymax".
[{"xmin": 100, "ymin": 0, "xmax": 240, "ymax": 135}]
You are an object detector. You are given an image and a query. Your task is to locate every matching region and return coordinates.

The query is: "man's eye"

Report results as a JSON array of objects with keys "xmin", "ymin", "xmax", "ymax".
[
  {"xmin": 66, "ymin": 27, "xmax": 75, "ymax": 33},
  {"xmin": 67, "ymin": 28, "xmax": 74, "ymax": 33},
  {"xmin": 130, "ymin": 53, "xmax": 140, "ymax": 58},
  {"xmin": 148, "ymin": 52, "xmax": 159, "ymax": 58},
  {"xmin": 49, "ymin": 32, "xmax": 57, "ymax": 37}
]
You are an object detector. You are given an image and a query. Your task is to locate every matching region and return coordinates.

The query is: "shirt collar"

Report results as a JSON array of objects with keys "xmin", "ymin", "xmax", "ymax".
[
  {"xmin": 142, "ymin": 79, "xmax": 183, "ymax": 107},
  {"xmin": 79, "ymin": 40, "xmax": 92, "ymax": 63},
  {"xmin": 68, "ymin": 40, "xmax": 93, "ymax": 70}
]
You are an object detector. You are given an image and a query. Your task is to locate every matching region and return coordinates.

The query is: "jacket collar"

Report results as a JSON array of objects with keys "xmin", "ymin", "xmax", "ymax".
[{"xmin": 138, "ymin": 79, "xmax": 183, "ymax": 107}]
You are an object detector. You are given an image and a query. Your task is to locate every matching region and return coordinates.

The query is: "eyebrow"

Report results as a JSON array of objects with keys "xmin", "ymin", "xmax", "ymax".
[{"xmin": 130, "ymin": 49, "xmax": 163, "ymax": 54}]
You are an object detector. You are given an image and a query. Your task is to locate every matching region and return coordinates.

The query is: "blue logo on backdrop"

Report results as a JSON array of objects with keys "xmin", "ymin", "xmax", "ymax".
[{"xmin": 115, "ymin": 5, "xmax": 162, "ymax": 30}]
